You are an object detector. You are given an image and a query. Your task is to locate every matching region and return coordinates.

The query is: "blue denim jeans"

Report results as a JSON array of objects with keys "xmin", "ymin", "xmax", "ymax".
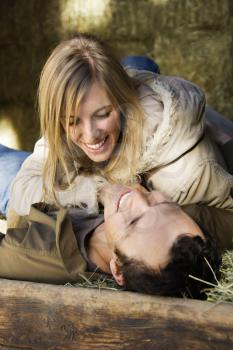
[
  {"xmin": 121, "ymin": 55, "xmax": 160, "ymax": 74},
  {"xmin": 0, "ymin": 145, "xmax": 30, "ymax": 216}
]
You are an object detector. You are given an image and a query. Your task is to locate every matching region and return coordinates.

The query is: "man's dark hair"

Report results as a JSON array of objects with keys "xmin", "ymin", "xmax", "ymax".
[{"xmin": 115, "ymin": 228, "xmax": 221, "ymax": 299}]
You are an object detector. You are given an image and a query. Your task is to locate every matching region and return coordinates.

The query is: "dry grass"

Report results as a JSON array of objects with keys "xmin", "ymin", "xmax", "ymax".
[
  {"xmin": 189, "ymin": 251, "xmax": 233, "ymax": 303},
  {"xmin": 65, "ymin": 271, "xmax": 121, "ymax": 292},
  {"xmin": 71, "ymin": 251, "xmax": 233, "ymax": 303},
  {"xmin": 205, "ymin": 250, "xmax": 233, "ymax": 303}
]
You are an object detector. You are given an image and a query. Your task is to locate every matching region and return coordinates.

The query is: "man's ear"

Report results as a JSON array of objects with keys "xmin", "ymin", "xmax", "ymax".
[{"xmin": 110, "ymin": 256, "xmax": 125, "ymax": 286}]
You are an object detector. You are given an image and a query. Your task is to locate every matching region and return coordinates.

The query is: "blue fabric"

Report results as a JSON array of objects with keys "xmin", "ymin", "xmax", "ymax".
[
  {"xmin": 121, "ymin": 55, "xmax": 160, "ymax": 74},
  {"xmin": 0, "ymin": 144, "xmax": 30, "ymax": 216}
]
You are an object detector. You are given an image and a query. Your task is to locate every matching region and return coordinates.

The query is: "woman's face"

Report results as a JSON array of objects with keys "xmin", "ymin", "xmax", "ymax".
[{"xmin": 68, "ymin": 81, "xmax": 121, "ymax": 163}]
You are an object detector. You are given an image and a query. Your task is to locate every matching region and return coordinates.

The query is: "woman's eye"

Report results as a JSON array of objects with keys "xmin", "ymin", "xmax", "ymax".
[{"xmin": 95, "ymin": 111, "xmax": 111, "ymax": 119}]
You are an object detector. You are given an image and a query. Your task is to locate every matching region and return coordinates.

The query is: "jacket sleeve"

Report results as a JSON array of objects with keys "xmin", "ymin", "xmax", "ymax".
[
  {"xmin": 171, "ymin": 160, "xmax": 233, "ymax": 209},
  {"xmin": 8, "ymin": 138, "xmax": 106, "ymax": 217},
  {"xmin": 8, "ymin": 137, "xmax": 47, "ymax": 216},
  {"xmin": 146, "ymin": 158, "xmax": 233, "ymax": 209},
  {"xmin": 145, "ymin": 136, "xmax": 233, "ymax": 209},
  {"xmin": 0, "ymin": 207, "xmax": 87, "ymax": 284},
  {"xmin": 220, "ymin": 140, "xmax": 233, "ymax": 174}
]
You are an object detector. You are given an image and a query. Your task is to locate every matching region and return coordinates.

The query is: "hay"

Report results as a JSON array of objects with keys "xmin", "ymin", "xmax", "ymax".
[
  {"xmin": 70, "ymin": 251, "xmax": 233, "ymax": 303},
  {"xmin": 65, "ymin": 272, "xmax": 122, "ymax": 292},
  {"xmin": 189, "ymin": 251, "xmax": 233, "ymax": 303},
  {"xmin": 205, "ymin": 251, "xmax": 233, "ymax": 303}
]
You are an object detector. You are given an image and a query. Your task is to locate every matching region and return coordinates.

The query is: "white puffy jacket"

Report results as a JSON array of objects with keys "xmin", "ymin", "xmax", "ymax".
[{"xmin": 9, "ymin": 70, "xmax": 233, "ymax": 216}]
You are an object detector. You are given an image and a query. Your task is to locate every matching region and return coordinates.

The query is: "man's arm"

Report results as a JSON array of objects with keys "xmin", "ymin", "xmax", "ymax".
[
  {"xmin": 182, "ymin": 203, "xmax": 233, "ymax": 252},
  {"xmin": 205, "ymin": 107, "xmax": 233, "ymax": 174},
  {"xmin": 1, "ymin": 207, "xmax": 87, "ymax": 284},
  {"xmin": 220, "ymin": 140, "xmax": 233, "ymax": 174},
  {"xmin": 205, "ymin": 106, "xmax": 233, "ymax": 145}
]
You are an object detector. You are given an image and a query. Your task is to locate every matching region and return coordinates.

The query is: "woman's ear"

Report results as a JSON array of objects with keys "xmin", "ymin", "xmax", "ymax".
[{"xmin": 110, "ymin": 256, "xmax": 125, "ymax": 286}]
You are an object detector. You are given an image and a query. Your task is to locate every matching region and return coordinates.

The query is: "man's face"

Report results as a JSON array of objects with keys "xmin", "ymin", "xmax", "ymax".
[{"xmin": 102, "ymin": 185, "xmax": 204, "ymax": 271}]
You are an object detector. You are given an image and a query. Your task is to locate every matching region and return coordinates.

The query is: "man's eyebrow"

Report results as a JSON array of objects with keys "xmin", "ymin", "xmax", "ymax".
[
  {"xmin": 123, "ymin": 214, "xmax": 144, "ymax": 240},
  {"xmin": 120, "ymin": 202, "xmax": 179, "ymax": 241}
]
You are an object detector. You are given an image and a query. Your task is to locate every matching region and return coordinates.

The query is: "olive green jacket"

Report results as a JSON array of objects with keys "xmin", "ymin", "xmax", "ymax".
[
  {"xmin": 0, "ymin": 207, "xmax": 87, "ymax": 284},
  {"xmin": 0, "ymin": 204, "xmax": 232, "ymax": 284},
  {"xmin": 183, "ymin": 205, "xmax": 233, "ymax": 252}
]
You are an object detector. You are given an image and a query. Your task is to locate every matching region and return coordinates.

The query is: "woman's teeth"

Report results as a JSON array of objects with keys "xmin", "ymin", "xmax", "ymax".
[{"xmin": 85, "ymin": 137, "xmax": 107, "ymax": 150}]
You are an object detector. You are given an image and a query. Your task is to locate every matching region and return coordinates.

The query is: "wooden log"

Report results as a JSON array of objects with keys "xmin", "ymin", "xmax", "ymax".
[{"xmin": 0, "ymin": 278, "xmax": 232, "ymax": 350}]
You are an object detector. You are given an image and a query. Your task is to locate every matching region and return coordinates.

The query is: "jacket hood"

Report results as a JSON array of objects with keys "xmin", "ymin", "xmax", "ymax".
[{"xmin": 127, "ymin": 69, "xmax": 206, "ymax": 172}]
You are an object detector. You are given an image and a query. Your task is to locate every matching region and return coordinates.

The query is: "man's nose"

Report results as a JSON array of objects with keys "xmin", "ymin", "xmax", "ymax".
[{"xmin": 127, "ymin": 189, "xmax": 149, "ymax": 211}]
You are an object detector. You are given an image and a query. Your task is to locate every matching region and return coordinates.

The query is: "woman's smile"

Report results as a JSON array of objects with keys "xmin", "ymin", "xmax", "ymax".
[
  {"xmin": 81, "ymin": 136, "xmax": 109, "ymax": 153},
  {"xmin": 69, "ymin": 81, "xmax": 121, "ymax": 162}
]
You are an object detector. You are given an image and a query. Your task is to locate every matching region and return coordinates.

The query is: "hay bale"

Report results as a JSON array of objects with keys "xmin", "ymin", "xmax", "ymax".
[
  {"xmin": 0, "ymin": 0, "xmax": 232, "ymax": 150},
  {"xmin": 0, "ymin": 106, "xmax": 39, "ymax": 151},
  {"xmin": 0, "ymin": 0, "xmax": 61, "ymax": 106},
  {"xmin": 153, "ymin": 30, "xmax": 233, "ymax": 119}
]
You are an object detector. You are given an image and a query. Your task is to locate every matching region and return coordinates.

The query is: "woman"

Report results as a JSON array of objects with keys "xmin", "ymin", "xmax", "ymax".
[{"xmin": 7, "ymin": 33, "xmax": 233, "ymax": 218}]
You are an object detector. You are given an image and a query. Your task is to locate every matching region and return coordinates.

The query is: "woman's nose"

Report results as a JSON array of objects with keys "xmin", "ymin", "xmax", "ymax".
[{"xmin": 81, "ymin": 120, "xmax": 99, "ymax": 142}]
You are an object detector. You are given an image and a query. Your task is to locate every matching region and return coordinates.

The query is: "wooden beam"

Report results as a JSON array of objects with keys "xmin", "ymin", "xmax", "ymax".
[{"xmin": 0, "ymin": 278, "xmax": 232, "ymax": 349}]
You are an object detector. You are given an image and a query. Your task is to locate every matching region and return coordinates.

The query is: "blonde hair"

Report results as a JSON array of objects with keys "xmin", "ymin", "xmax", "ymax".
[{"xmin": 38, "ymin": 33, "xmax": 144, "ymax": 204}]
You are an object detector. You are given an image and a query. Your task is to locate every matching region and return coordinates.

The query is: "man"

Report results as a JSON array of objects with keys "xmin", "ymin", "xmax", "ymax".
[
  {"xmin": 0, "ymin": 108, "xmax": 232, "ymax": 299},
  {"xmin": 94, "ymin": 184, "xmax": 223, "ymax": 299},
  {"xmin": 1, "ymin": 181, "xmax": 232, "ymax": 299}
]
